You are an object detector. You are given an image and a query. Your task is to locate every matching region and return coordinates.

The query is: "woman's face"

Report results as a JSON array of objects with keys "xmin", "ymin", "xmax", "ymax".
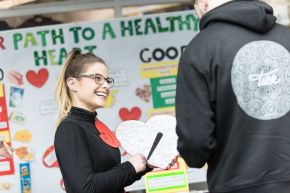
[{"xmin": 70, "ymin": 62, "xmax": 110, "ymax": 112}]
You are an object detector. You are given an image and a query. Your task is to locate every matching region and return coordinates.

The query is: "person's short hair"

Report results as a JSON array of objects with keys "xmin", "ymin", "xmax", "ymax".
[{"xmin": 192, "ymin": 0, "xmax": 196, "ymax": 4}]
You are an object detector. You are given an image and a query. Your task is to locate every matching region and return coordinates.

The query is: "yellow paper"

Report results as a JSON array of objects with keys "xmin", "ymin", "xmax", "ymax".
[
  {"xmin": 141, "ymin": 60, "xmax": 178, "ymax": 79},
  {"xmin": 0, "ymin": 83, "xmax": 3, "ymax": 98},
  {"xmin": 105, "ymin": 90, "xmax": 118, "ymax": 108},
  {"xmin": 0, "ymin": 130, "xmax": 10, "ymax": 142},
  {"xmin": 147, "ymin": 107, "xmax": 175, "ymax": 118},
  {"xmin": 145, "ymin": 158, "xmax": 189, "ymax": 193},
  {"xmin": 13, "ymin": 129, "xmax": 32, "ymax": 143}
]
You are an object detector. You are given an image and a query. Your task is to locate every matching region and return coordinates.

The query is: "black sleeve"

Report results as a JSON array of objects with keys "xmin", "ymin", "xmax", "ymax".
[
  {"xmin": 54, "ymin": 122, "xmax": 137, "ymax": 193},
  {"xmin": 131, "ymin": 166, "xmax": 153, "ymax": 183},
  {"xmin": 175, "ymin": 45, "xmax": 217, "ymax": 168}
]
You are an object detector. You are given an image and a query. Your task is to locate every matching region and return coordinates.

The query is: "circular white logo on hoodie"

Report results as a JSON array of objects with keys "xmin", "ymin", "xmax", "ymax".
[{"xmin": 231, "ymin": 40, "xmax": 290, "ymax": 120}]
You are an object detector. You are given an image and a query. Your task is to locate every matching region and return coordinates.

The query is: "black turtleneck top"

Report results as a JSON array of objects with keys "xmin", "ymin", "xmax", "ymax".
[{"xmin": 54, "ymin": 107, "xmax": 139, "ymax": 193}]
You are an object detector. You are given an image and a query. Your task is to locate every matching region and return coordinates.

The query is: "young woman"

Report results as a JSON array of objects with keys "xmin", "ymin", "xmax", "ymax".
[{"xmin": 54, "ymin": 50, "xmax": 151, "ymax": 193}]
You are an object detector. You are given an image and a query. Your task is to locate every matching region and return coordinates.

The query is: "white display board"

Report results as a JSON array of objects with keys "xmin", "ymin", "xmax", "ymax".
[{"xmin": 0, "ymin": 10, "xmax": 206, "ymax": 193}]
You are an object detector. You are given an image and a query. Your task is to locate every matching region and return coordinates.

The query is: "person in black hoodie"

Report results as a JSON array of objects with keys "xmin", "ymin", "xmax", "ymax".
[
  {"xmin": 54, "ymin": 50, "xmax": 152, "ymax": 193},
  {"xmin": 176, "ymin": 0, "xmax": 290, "ymax": 193}
]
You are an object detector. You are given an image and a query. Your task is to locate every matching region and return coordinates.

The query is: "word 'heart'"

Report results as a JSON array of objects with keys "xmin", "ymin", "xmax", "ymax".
[
  {"xmin": 116, "ymin": 115, "xmax": 178, "ymax": 169},
  {"xmin": 119, "ymin": 107, "xmax": 141, "ymax": 121},
  {"xmin": 26, "ymin": 68, "xmax": 48, "ymax": 88}
]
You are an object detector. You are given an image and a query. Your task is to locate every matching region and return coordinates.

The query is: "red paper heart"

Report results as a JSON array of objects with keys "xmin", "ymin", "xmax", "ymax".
[
  {"xmin": 26, "ymin": 68, "xmax": 48, "ymax": 88},
  {"xmin": 119, "ymin": 107, "xmax": 141, "ymax": 121}
]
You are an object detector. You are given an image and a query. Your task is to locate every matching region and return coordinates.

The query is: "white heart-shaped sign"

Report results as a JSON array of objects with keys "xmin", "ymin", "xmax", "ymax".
[{"xmin": 116, "ymin": 115, "xmax": 178, "ymax": 169}]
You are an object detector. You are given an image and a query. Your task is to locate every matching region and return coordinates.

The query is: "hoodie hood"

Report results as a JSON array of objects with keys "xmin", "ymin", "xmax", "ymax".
[{"xmin": 200, "ymin": 0, "xmax": 277, "ymax": 33}]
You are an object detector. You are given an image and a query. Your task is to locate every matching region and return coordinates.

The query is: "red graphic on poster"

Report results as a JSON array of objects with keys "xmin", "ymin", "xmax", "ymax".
[
  {"xmin": 26, "ymin": 68, "xmax": 48, "ymax": 88},
  {"xmin": 42, "ymin": 145, "xmax": 59, "ymax": 168},
  {"xmin": 119, "ymin": 107, "xmax": 142, "ymax": 121},
  {"xmin": 0, "ymin": 83, "xmax": 15, "ymax": 176}
]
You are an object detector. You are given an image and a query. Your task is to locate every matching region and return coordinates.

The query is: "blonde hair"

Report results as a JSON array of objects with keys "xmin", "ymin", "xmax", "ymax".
[{"xmin": 55, "ymin": 49, "xmax": 106, "ymax": 126}]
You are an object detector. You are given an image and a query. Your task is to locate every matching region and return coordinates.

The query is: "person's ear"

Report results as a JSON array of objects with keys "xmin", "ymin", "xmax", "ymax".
[
  {"xmin": 200, "ymin": 0, "xmax": 209, "ymax": 15},
  {"xmin": 204, "ymin": 0, "xmax": 209, "ymax": 12},
  {"xmin": 66, "ymin": 77, "xmax": 78, "ymax": 92},
  {"xmin": 194, "ymin": 0, "xmax": 209, "ymax": 18}
]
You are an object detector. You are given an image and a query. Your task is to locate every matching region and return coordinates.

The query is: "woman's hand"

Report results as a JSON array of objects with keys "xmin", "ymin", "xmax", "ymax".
[
  {"xmin": 0, "ymin": 141, "xmax": 13, "ymax": 158},
  {"xmin": 128, "ymin": 154, "xmax": 147, "ymax": 173}
]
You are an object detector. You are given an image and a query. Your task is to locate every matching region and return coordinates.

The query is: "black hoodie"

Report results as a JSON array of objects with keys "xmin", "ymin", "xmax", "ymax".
[{"xmin": 176, "ymin": 0, "xmax": 290, "ymax": 193}]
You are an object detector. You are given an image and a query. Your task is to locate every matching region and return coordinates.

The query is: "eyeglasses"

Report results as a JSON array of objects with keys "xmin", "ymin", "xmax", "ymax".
[{"xmin": 79, "ymin": 73, "xmax": 114, "ymax": 88}]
